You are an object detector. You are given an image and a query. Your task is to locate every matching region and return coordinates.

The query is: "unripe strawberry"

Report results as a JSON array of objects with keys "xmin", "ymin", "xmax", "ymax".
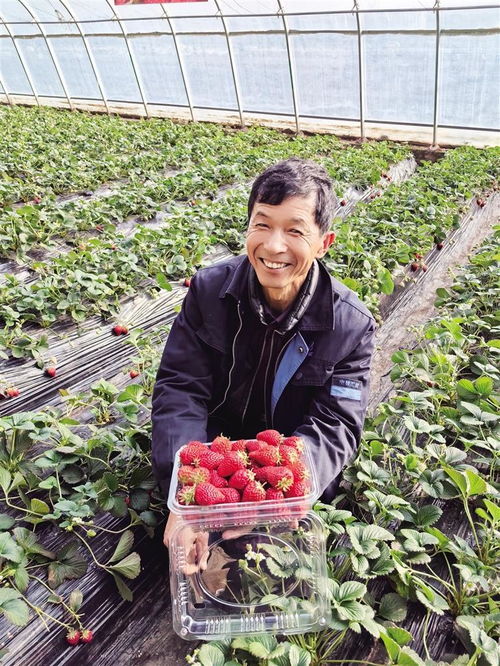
[
  {"xmin": 66, "ymin": 629, "xmax": 80, "ymax": 645},
  {"xmin": 177, "ymin": 485, "xmax": 196, "ymax": 505},
  {"xmin": 177, "ymin": 465, "xmax": 209, "ymax": 486}
]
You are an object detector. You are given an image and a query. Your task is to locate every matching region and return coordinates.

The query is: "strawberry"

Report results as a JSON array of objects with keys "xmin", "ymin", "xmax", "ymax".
[
  {"xmin": 265, "ymin": 488, "xmax": 285, "ymax": 501},
  {"xmin": 218, "ymin": 452, "xmax": 247, "ymax": 477},
  {"xmin": 340, "ymin": 199, "xmax": 347, "ymax": 206},
  {"xmin": 436, "ymin": 242, "xmax": 444, "ymax": 250},
  {"xmin": 211, "ymin": 435, "xmax": 232, "ymax": 454},
  {"xmin": 477, "ymin": 198, "xmax": 486, "ymax": 208},
  {"xmin": 45, "ymin": 366, "xmax": 57, "ymax": 378},
  {"xmin": 177, "ymin": 465, "xmax": 209, "ymax": 486},
  {"xmin": 66, "ymin": 629, "xmax": 80, "ymax": 646},
  {"xmin": 5, "ymin": 387, "xmax": 19, "ymax": 398},
  {"xmin": 231, "ymin": 439, "xmax": 247, "ymax": 452},
  {"xmin": 284, "ymin": 481, "xmax": 310, "ymax": 498},
  {"xmin": 414, "ymin": 252, "xmax": 423, "ymax": 260},
  {"xmin": 199, "ymin": 450, "xmax": 225, "ymax": 470},
  {"xmin": 249, "ymin": 445, "xmax": 281, "ymax": 467},
  {"xmin": 242, "ymin": 480, "xmax": 266, "ymax": 502},
  {"xmin": 129, "ymin": 369, "xmax": 140, "ymax": 378},
  {"xmin": 252, "ymin": 465, "xmax": 268, "ymax": 483},
  {"xmin": 80, "ymin": 629, "xmax": 93, "ymax": 644},
  {"xmin": 195, "ymin": 482, "xmax": 225, "ymax": 506},
  {"xmin": 229, "ymin": 468, "xmax": 254, "ymax": 490},
  {"xmin": 112, "ymin": 325, "xmax": 125, "ymax": 335},
  {"xmin": 410, "ymin": 262, "xmax": 420, "ymax": 272},
  {"xmin": 278, "ymin": 444, "xmax": 299, "ymax": 465},
  {"xmin": 177, "ymin": 485, "xmax": 196, "ymax": 505},
  {"xmin": 125, "ymin": 496, "xmax": 130, "ymax": 505},
  {"xmin": 33, "ymin": 196, "xmax": 41, "ymax": 204},
  {"xmin": 183, "ymin": 278, "xmax": 191, "ymax": 287},
  {"xmin": 264, "ymin": 466, "xmax": 294, "ymax": 491},
  {"xmin": 245, "ymin": 439, "xmax": 261, "ymax": 452},
  {"xmin": 282, "ymin": 436, "xmax": 305, "ymax": 453},
  {"xmin": 179, "ymin": 442, "xmax": 206, "ymax": 465},
  {"xmin": 422, "ymin": 264, "xmax": 428, "ymax": 272},
  {"xmin": 256, "ymin": 429, "xmax": 283, "ymax": 447},
  {"xmin": 209, "ymin": 469, "xmax": 228, "ymax": 488},
  {"xmin": 220, "ymin": 487, "xmax": 240, "ymax": 503},
  {"xmin": 288, "ymin": 460, "xmax": 310, "ymax": 482}
]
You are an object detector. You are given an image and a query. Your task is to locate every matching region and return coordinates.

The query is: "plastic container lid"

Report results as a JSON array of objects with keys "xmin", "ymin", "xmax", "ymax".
[
  {"xmin": 167, "ymin": 440, "xmax": 320, "ymax": 527},
  {"xmin": 169, "ymin": 511, "xmax": 332, "ymax": 640}
]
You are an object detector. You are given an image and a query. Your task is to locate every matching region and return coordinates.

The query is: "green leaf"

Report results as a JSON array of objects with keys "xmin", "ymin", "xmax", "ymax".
[
  {"xmin": 30, "ymin": 498, "xmax": 50, "ymax": 515},
  {"xmin": 338, "ymin": 580, "xmax": 366, "ymax": 602},
  {"xmin": 474, "ymin": 376, "xmax": 494, "ymax": 396},
  {"xmin": 377, "ymin": 268, "xmax": 394, "ymax": 295},
  {"xmin": 247, "ymin": 635, "xmax": 278, "ymax": 658},
  {"xmin": 69, "ymin": 589, "xmax": 83, "ymax": 612},
  {"xmin": 386, "ymin": 626, "xmax": 412, "ymax": 646},
  {"xmin": 14, "ymin": 565, "xmax": 29, "ymax": 594},
  {"xmin": 288, "ymin": 644, "xmax": 312, "ymax": 666},
  {"xmin": 13, "ymin": 527, "xmax": 55, "ymax": 558},
  {"xmin": 380, "ymin": 631, "xmax": 401, "ymax": 661},
  {"xmin": 414, "ymin": 504, "xmax": 442, "ymax": 528},
  {"xmin": 108, "ymin": 552, "xmax": 141, "ymax": 579},
  {"xmin": 443, "ymin": 467, "xmax": 468, "ymax": 496},
  {"xmin": 155, "ymin": 272, "xmax": 172, "ymax": 291},
  {"xmin": 47, "ymin": 542, "xmax": 88, "ymax": 588},
  {"xmin": 108, "ymin": 530, "xmax": 134, "ymax": 564},
  {"xmin": 0, "ymin": 514, "xmax": 15, "ymax": 530},
  {"xmin": 0, "ymin": 598, "xmax": 30, "ymax": 626},
  {"xmin": 0, "ymin": 533, "xmax": 23, "ymax": 563},
  {"xmin": 379, "ymin": 593, "xmax": 407, "ymax": 622},
  {"xmin": 398, "ymin": 647, "xmax": 427, "ymax": 666},
  {"xmin": 0, "ymin": 467, "xmax": 11, "ymax": 493},
  {"xmin": 111, "ymin": 572, "xmax": 133, "ymax": 601},
  {"xmin": 465, "ymin": 469, "xmax": 487, "ymax": 496},
  {"xmin": 197, "ymin": 644, "xmax": 226, "ymax": 666}
]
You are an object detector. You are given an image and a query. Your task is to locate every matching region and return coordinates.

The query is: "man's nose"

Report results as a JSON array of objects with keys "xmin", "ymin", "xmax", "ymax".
[{"xmin": 263, "ymin": 230, "xmax": 287, "ymax": 253}]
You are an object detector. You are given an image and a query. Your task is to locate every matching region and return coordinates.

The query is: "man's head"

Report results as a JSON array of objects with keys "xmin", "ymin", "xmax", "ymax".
[{"xmin": 246, "ymin": 158, "xmax": 336, "ymax": 313}]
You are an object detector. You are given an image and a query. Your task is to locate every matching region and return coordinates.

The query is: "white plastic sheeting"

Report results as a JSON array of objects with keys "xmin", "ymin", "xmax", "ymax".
[{"xmin": 0, "ymin": 0, "xmax": 499, "ymax": 145}]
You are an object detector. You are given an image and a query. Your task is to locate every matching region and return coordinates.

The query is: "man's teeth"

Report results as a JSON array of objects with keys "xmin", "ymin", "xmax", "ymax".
[{"xmin": 262, "ymin": 260, "xmax": 288, "ymax": 269}]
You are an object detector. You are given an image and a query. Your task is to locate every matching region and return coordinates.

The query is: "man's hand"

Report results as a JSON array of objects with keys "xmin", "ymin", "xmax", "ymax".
[{"xmin": 163, "ymin": 513, "xmax": 209, "ymax": 575}]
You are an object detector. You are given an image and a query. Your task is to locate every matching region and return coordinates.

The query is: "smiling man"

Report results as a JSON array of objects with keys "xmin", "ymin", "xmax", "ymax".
[{"xmin": 152, "ymin": 158, "xmax": 376, "ymax": 563}]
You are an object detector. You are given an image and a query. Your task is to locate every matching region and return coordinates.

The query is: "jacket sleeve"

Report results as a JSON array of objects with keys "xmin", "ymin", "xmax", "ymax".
[
  {"xmin": 294, "ymin": 318, "xmax": 375, "ymax": 499},
  {"xmin": 151, "ymin": 274, "xmax": 213, "ymax": 498}
]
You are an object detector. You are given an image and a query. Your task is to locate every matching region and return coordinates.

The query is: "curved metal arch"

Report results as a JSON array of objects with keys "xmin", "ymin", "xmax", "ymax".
[
  {"xmin": 0, "ymin": 73, "xmax": 12, "ymax": 105},
  {"xmin": 277, "ymin": 0, "xmax": 300, "ymax": 133},
  {"xmin": 161, "ymin": 5, "xmax": 194, "ymax": 121},
  {"xmin": 0, "ymin": 8, "xmax": 39, "ymax": 105},
  {"xmin": 17, "ymin": 0, "xmax": 74, "ymax": 110},
  {"xmin": 105, "ymin": 0, "xmax": 149, "ymax": 117},
  {"xmin": 214, "ymin": 0, "xmax": 244, "ymax": 127},
  {"xmin": 432, "ymin": 0, "xmax": 441, "ymax": 146},
  {"xmin": 57, "ymin": 0, "xmax": 110, "ymax": 114},
  {"xmin": 353, "ymin": 0, "xmax": 365, "ymax": 139}
]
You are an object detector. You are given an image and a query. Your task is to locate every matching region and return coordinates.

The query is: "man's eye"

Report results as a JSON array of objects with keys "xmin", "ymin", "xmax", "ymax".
[
  {"xmin": 255, "ymin": 223, "xmax": 268, "ymax": 229},
  {"xmin": 289, "ymin": 228, "xmax": 303, "ymax": 235}
]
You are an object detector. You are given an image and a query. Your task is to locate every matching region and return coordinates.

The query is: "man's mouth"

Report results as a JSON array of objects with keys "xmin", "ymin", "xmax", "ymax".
[{"xmin": 260, "ymin": 258, "xmax": 290, "ymax": 269}]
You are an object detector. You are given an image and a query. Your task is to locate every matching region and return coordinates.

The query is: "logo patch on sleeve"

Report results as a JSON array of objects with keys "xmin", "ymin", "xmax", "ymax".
[{"xmin": 330, "ymin": 377, "xmax": 362, "ymax": 401}]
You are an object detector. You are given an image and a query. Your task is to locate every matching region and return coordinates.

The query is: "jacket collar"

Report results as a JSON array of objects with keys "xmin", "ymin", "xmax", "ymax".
[{"xmin": 219, "ymin": 255, "xmax": 335, "ymax": 332}]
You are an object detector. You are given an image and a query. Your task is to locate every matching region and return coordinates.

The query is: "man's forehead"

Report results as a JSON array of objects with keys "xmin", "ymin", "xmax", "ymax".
[{"xmin": 251, "ymin": 195, "xmax": 316, "ymax": 223}]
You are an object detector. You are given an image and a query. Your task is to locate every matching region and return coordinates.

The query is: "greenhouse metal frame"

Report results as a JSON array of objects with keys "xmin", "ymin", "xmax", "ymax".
[{"xmin": 1, "ymin": 1, "xmax": 499, "ymax": 146}]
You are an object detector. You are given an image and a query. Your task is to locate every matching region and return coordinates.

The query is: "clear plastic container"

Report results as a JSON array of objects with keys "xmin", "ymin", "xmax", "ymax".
[
  {"xmin": 169, "ymin": 511, "xmax": 332, "ymax": 640},
  {"xmin": 167, "ymin": 440, "xmax": 320, "ymax": 526}
]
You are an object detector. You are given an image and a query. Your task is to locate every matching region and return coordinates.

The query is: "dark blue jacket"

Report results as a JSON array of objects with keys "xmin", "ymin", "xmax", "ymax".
[{"xmin": 151, "ymin": 255, "xmax": 376, "ymax": 500}]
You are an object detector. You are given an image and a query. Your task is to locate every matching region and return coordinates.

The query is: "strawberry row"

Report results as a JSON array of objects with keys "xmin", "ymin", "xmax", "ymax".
[{"xmin": 0, "ymin": 134, "xmax": 408, "ymax": 259}]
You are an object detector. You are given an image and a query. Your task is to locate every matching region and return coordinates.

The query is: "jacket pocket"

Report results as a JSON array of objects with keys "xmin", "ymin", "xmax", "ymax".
[
  {"xmin": 290, "ymin": 358, "xmax": 335, "ymax": 387},
  {"xmin": 195, "ymin": 324, "xmax": 230, "ymax": 354}
]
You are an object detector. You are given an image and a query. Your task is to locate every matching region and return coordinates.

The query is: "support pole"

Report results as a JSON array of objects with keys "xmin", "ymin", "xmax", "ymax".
[
  {"xmin": 161, "ymin": 4, "xmax": 194, "ymax": 121},
  {"xmin": 277, "ymin": 0, "xmax": 300, "ymax": 134},
  {"xmin": 214, "ymin": 0, "xmax": 244, "ymax": 127},
  {"xmin": 354, "ymin": 1, "xmax": 365, "ymax": 140},
  {"xmin": 58, "ymin": 0, "xmax": 111, "ymax": 114},
  {"xmin": 18, "ymin": 0, "xmax": 74, "ymax": 110},
  {"xmin": 0, "ymin": 14, "xmax": 39, "ymax": 105},
  {"xmin": 432, "ymin": 1, "xmax": 441, "ymax": 146}
]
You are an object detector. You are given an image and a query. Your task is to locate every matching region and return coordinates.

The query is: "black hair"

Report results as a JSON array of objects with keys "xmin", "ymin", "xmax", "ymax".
[{"xmin": 247, "ymin": 158, "xmax": 337, "ymax": 234}]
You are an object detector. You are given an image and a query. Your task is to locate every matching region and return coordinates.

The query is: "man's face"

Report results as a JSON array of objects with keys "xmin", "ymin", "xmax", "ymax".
[{"xmin": 246, "ymin": 193, "xmax": 335, "ymax": 312}]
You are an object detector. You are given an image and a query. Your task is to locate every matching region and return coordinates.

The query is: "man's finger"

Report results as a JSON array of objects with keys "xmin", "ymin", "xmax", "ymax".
[{"xmin": 196, "ymin": 532, "xmax": 209, "ymax": 571}]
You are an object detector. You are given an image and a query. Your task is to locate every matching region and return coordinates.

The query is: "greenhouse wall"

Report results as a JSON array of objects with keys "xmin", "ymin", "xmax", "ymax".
[{"xmin": 0, "ymin": 0, "xmax": 499, "ymax": 147}]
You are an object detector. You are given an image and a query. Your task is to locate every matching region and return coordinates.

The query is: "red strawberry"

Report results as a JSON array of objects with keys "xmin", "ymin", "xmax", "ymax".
[
  {"xmin": 340, "ymin": 199, "xmax": 347, "ymax": 206},
  {"xmin": 414, "ymin": 252, "xmax": 423, "ymax": 260},
  {"xmin": 249, "ymin": 445, "xmax": 281, "ymax": 467},
  {"xmin": 218, "ymin": 452, "xmax": 247, "ymax": 477},
  {"xmin": 45, "ymin": 366, "xmax": 57, "ymax": 378},
  {"xmin": 231, "ymin": 439, "xmax": 247, "ymax": 452},
  {"xmin": 183, "ymin": 278, "xmax": 191, "ymax": 287},
  {"xmin": 242, "ymin": 480, "xmax": 266, "ymax": 502},
  {"xmin": 284, "ymin": 481, "xmax": 310, "ymax": 498},
  {"xmin": 177, "ymin": 465, "xmax": 209, "ymax": 486},
  {"xmin": 477, "ymin": 198, "xmax": 486, "ymax": 208},
  {"xmin": 209, "ymin": 469, "xmax": 228, "ymax": 488},
  {"xmin": 256, "ymin": 429, "xmax": 283, "ymax": 447},
  {"xmin": 282, "ymin": 436, "xmax": 305, "ymax": 453},
  {"xmin": 288, "ymin": 460, "xmax": 310, "ymax": 482},
  {"xmin": 125, "ymin": 496, "xmax": 130, "ymax": 505},
  {"xmin": 422, "ymin": 264, "xmax": 428, "ymax": 272},
  {"xmin": 264, "ymin": 466, "xmax": 294, "ymax": 491},
  {"xmin": 129, "ymin": 369, "xmax": 140, "ymax": 378},
  {"xmin": 245, "ymin": 439, "xmax": 261, "ymax": 452},
  {"xmin": 410, "ymin": 262, "xmax": 420, "ymax": 272},
  {"xmin": 211, "ymin": 435, "xmax": 233, "ymax": 454},
  {"xmin": 177, "ymin": 485, "xmax": 196, "ymax": 505},
  {"xmin": 229, "ymin": 468, "xmax": 255, "ymax": 490},
  {"xmin": 80, "ymin": 629, "xmax": 93, "ymax": 644},
  {"xmin": 66, "ymin": 629, "xmax": 80, "ymax": 646},
  {"xmin": 112, "ymin": 325, "xmax": 124, "ymax": 335},
  {"xmin": 252, "ymin": 466, "xmax": 268, "ymax": 483},
  {"xmin": 6, "ymin": 387, "xmax": 20, "ymax": 398},
  {"xmin": 436, "ymin": 242, "xmax": 444, "ymax": 250},
  {"xmin": 199, "ymin": 450, "xmax": 225, "ymax": 470},
  {"xmin": 179, "ymin": 442, "xmax": 206, "ymax": 466},
  {"xmin": 195, "ymin": 482, "xmax": 225, "ymax": 506},
  {"xmin": 220, "ymin": 487, "xmax": 240, "ymax": 503},
  {"xmin": 278, "ymin": 444, "xmax": 299, "ymax": 465},
  {"xmin": 265, "ymin": 488, "xmax": 285, "ymax": 501}
]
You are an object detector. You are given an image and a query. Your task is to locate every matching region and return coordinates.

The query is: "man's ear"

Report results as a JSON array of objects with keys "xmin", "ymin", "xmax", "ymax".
[{"xmin": 317, "ymin": 231, "xmax": 336, "ymax": 258}]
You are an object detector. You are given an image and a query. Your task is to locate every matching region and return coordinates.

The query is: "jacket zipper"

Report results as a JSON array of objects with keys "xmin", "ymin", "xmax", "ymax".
[
  {"xmin": 241, "ymin": 327, "xmax": 270, "ymax": 424},
  {"xmin": 208, "ymin": 300, "xmax": 244, "ymax": 417},
  {"xmin": 262, "ymin": 331, "xmax": 277, "ymax": 425}
]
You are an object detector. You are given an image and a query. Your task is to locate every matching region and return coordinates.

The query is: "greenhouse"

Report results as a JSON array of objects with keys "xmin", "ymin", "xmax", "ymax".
[{"xmin": 0, "ymin": 1, "xmax": 499, "ymax": 665}]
